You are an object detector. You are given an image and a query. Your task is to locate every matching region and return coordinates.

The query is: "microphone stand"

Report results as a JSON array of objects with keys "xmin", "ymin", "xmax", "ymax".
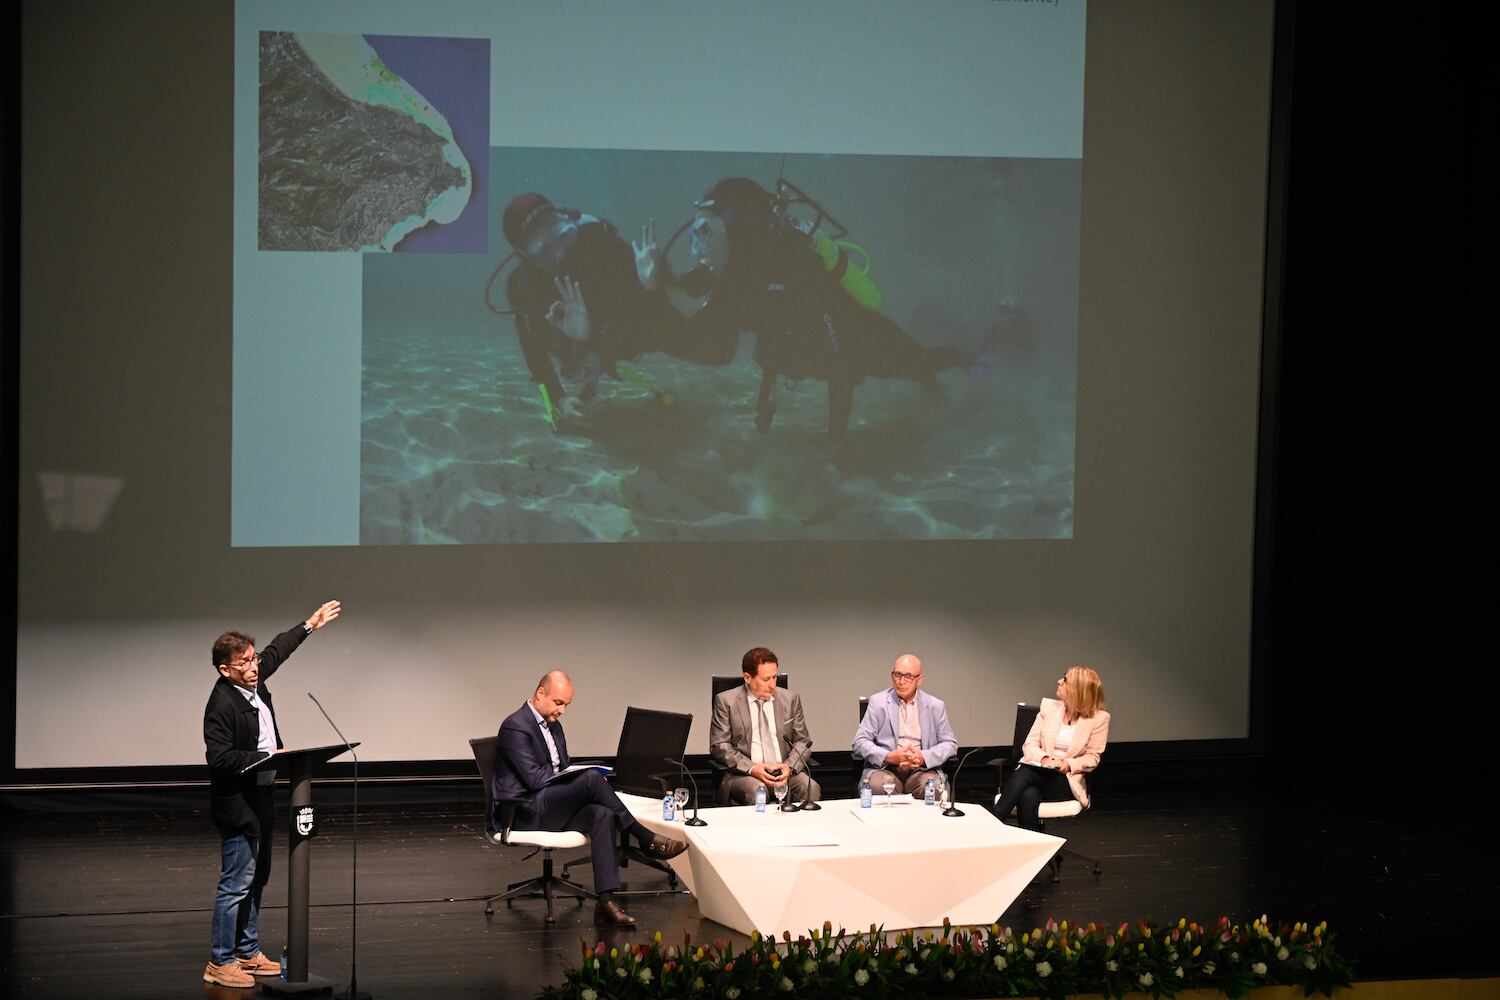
[
  {"xmin": 942, "ymin": 746, "xmax": 990, "ymax": 818},
  {"xmin": 309, "ymin": 693, "xmax": 371, "ymax": 1000},
  {"xmin": 789, "ymin": 740, "xmax": 818, "ymax": 811},
  {"xmin": 663, "ymin": 757, "xmax": 708, "ymax": 827}
]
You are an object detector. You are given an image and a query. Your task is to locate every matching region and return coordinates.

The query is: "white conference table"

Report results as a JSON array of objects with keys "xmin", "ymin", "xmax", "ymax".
[{"xmin": 620, "ymin": 792, "xmax": 1062, "ymax": 937}]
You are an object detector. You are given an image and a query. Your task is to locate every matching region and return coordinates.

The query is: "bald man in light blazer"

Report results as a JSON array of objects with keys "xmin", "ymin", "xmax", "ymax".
[{"xmin": 710, "ymin": 647, "xmax": 821, "ymax": 806}]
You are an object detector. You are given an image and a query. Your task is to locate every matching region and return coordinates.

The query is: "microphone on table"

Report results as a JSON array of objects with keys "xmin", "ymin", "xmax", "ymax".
[
  {"xmin": 943, "ymin": 745, "xmax": 990, "ymax": 818},
  {"xmin": 788, "ymin": 740, "xmax": 818, "ymax": 811},
  {"xmin": 663, "ymin": 757, "xmax": 708, "ymax": 827}
]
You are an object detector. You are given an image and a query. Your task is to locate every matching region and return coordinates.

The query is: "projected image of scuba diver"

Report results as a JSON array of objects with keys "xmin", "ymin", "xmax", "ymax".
[
  {"xmin": 658, "ymin": 177, "xmax": 986, "ymax": 454},
  {"xmin": 495, "ymin": 192, "xmax": 738, "ymax": 431}
]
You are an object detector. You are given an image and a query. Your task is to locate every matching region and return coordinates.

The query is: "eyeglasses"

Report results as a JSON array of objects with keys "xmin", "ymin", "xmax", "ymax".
[
  {"xmin": 891, "ymin": 671, "xmax": 921, "ymax": 683},
  {"xmin": 229, "ymin": 654, "xmax": 260, "ymax": 670}
]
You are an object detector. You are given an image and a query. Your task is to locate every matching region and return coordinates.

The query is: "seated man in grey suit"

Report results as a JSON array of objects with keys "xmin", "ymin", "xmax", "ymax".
[
  {"xmin": 710, "ymin": 647, "xmax": 821, "ymax": 806},
  {"xmin": 852, "ymin": 653, "xmax": 958, "ymax": 796}
]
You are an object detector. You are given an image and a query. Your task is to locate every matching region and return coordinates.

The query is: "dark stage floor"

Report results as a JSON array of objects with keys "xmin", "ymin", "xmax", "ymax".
[{"xmin": 3, "ymin": 769, "xmax": 1495, "ymax": 999}]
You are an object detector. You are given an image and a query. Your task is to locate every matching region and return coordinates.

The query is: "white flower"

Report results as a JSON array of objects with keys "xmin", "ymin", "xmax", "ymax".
[
  {"xmin": 692, "ymin": 978, "xmax": 705, "ymax": 991},
  {"xmin": 779, "ymin": 976, "xmax": 794, "ymax": 992},
  {"xmin": 1252, "ymin": 961, "xmax": 1267, "ymax": 975},
  {"xmin": 1305, "ymin": 956, "xmax": 1318, "ymax": 970},
  {"xmin": 1106, "ymin": 960, "xmax": 1118, "ymax": 973},
  {"xmin": 1277, "ymin": 946, "xmax": 1289, "ymax": 961},
  {"xmin": 854, "ymin": 968, "xmax": 870, "ymax": 986},
  {"xmin": 1204, "ymin": 962, "xmax": 1216, "ymax": 975},
  {"xmin": 615, "ymin": 967, "xmax": 628, "ymax": 978},
  {"xmin": 1005, "ymin": 942, "xmax": 1016, "ymax": 954},
  {"xmin": 1139, "ymin": 972, "xmax": 1154, "ymax": 986},
  {"xmin": 921, "ymin": 948, "xmax": 932, "ymax": 960},
  {"xmin": 1023, "ymin": 947, "xmax": 1035, "ymax": 959},
  {"xmin": 825, "ymin": 954, "xmax": 839, "ymax": 965},
  {"xmin": 580, "ymin": 990, "xmax": 597, "ymax": 1000},
  {"xmin": 1036, "ymin": 961, "xmax": 1053, "ymax": 978},
  {"xmin": 1274, "ymin": 936, "xmax": 1282, "ymax": 948},
  {"xmin": 638, "ymin": 968, "xmax": 653, "ymax": 984},
  {"xmin": 993, "ymin": 956, "xmax": 1008, "ymax": 971},
  {"xmin": 1175, "ymin": 967, "xmax": 1184, "ymax": 979},
  {"xmin": 1169, "ymin": 951, "xmax": 1178, "ymax": 962},
  {"xmin": 802, "ymin": 959, "xmax": 817, "ymax": 974},
  {"xmin": 1231, "ymin": 952, "xmax": 1241, "ymax": 963},
  {"xmin": 943, "ymin": 969, "xmax": 956, "ymax": 982},
  {"xmin": 905, "ymin": 963, "xmax": 918, "ymax": 976},
  {"xmin": 726, "ymin": 988, "xmax": 741, "ymax": 1000}
]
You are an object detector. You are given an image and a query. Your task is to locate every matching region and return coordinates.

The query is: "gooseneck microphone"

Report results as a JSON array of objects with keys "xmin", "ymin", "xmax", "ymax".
[
  {"xmin": 943, "ymin": 745, "xmax": 991, "ymax": 818},
  {"xmin": 789, "ymin": 740, "xmax": 820, "ymax": 811},
  {"xmin": 663, "ymin": 757, "xmax": 708, "ymax": 827},
  {"xmin": 309, "ymin": 693, "xmax": 371, "ymax": 1000}
]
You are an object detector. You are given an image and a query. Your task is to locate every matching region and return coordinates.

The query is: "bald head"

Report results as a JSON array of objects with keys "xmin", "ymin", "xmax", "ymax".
[
  {"xmin": 531, "ymin": 670, "xmax": 574, "ymax": 723},
  {"xmin": 891, "ymin": 654, "xmax": 924, "ymax": 700}
]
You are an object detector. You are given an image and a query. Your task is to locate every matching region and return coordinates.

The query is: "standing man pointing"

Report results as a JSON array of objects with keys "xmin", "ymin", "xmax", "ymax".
[{"xmin": 202, "ymin": 599, "xmax": 341, "ymax": 988}]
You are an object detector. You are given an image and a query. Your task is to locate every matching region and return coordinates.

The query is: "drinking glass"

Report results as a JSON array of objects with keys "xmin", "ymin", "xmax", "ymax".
[
  {"xmin": 882, "ymin": 775, "xmax": 897, "ymax": 807},
  {"xmin": 936, "ymin": 775, "xmax": 951, "ymax": 811},
  {"xmin": 773, "ymin": 782, "xmax": 789, "ymax": 812},
  {"xmin": 674, "ymin": 787, "xmax": 689, "ymax": 820}
]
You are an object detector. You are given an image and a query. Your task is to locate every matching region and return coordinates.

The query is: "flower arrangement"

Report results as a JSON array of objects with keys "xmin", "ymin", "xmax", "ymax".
[{"xmin": 539, "ymin": 915, "xmax": 1352, "ymax": 1000}]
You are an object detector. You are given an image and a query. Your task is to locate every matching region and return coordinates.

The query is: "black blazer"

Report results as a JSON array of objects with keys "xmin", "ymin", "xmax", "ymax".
[
  {"xmin": 203, "ymin": 624, "xmax": 307, "ymax": 838},
  {"xmin": 491, "ymin": 702, "xmax": 571, "ymax": 808}
]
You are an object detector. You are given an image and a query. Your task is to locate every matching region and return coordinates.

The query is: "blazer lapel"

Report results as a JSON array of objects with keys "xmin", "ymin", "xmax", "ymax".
[
  {"xmin": 549, "ymin": 719, "xmax": 569, "ymax": 769},
  {"xmin": 733, "ymin": 689, "xmax": 752, "ymax": 746}
]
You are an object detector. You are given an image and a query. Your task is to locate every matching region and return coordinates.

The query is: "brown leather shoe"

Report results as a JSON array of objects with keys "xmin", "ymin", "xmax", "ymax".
[
  {"xmin": 237, "ymin": 951, "xmax": 281, "ymax": 976},
  {"xmin": 594, "ymin": 898, "xmax": 637, "ymax": 927},
  {"xmin": 643, "ymin": 833, "xmax": 688, "ymax": 860},
  {"xmin": 203, "ymin": 961, "xmax": 255, "ymax": 988}
]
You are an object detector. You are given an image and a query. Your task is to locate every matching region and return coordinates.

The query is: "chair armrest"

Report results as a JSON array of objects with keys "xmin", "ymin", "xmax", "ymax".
[{"xmin": 492, "ymin": 797, "xmax": 525, "ymax": 843}]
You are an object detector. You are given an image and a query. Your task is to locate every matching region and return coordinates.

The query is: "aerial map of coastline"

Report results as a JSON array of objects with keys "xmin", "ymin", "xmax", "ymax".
[{"xmin": 257, "ymin": 31, "xmax": 487, "ymax": 253}]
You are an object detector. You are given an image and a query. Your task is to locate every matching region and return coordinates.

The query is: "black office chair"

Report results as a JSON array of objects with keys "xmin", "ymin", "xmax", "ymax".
[
  {"xmin": 561, "ymin": 706, "xmax": 691, "ymax": 891},
  {"xmin": 852, "ymin": 695, "xmax": 870, "ymax": 793},
  {"xmin": 990, "ymin": 702, "xmax": 1102, "ymax": 880},
  {"xmin": 708, "ymin": 673, "xmax": 788, "ymax": 803},
  {"xmin": 469, "ymin": 736, "xmax": 594, "ymax": 921}
]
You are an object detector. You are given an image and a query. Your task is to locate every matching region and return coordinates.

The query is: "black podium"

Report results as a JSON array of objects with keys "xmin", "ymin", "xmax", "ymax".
[{"xmin": 242, "ymin": 742, "xmax": 358, "ymax": 995}]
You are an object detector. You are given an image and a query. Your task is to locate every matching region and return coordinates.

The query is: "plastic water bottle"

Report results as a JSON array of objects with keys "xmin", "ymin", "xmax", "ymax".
[
  {"xmin": 859, "ymin": 776, "xmax": 873, "ymax": 809},
  {"xmin": 924, "ymin": 778, "xmax": 936, "ymax": 806},
  {"xmin": 755, "ymin": 784, "xmax": 767, "ymax": 813},
  {"xmin": 279, "ymin": 946, "xmax": 288, "ymax": 981},
  {"xmin": 662, "ymin": 792, "xmax": 676, "ymax": 822}
]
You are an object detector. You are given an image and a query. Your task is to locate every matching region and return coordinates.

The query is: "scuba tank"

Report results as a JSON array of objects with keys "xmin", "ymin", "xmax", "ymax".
[{"xmin": 808, "ymin": 230, "xmax": 882, "ymax": 311}]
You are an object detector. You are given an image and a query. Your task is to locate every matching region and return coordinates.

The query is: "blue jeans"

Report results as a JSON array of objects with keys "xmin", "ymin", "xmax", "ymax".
[{"xmin": 210, "ymin": 798, "xmax": 275, "ymax": 964}]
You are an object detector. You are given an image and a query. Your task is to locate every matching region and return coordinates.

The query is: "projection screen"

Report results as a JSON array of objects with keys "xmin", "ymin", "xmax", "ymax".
[{"xmin": 16, "ymin": 0, "xmax": 1275, "ymax": 768}]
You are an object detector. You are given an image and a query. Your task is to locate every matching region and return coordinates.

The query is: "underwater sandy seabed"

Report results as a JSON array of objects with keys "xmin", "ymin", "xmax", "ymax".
[{"xmin": 360, "ymin": 326, "xmax": 1073, "ymax": 544}]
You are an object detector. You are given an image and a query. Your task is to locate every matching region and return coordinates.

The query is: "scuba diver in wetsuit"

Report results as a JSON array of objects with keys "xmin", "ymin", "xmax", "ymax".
[
  {"xmin": 668, "ymin": 177, "xmax": 976, "ymax": 453},
  {"xmin": 500, "ymin": 193, "xmax": 738, "ymax": 429}
]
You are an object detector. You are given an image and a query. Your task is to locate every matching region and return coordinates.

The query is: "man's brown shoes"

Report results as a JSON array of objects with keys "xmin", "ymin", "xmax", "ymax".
[
  {"xmin": 642, "ymin": 834, "xmax": 688, "ymax": 860},
  {"xmin": 594, "ymin": 898, "xmax": 637, "ymax": 926}
]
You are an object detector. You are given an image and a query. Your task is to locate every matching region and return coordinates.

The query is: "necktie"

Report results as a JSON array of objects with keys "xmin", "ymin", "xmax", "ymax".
[{"xmin": 758, "ymin": 699, "xmax": 775, "ymax": 763}]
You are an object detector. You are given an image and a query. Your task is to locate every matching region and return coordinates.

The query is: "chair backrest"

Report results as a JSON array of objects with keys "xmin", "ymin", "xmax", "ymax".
[
  {"xmin": 1009, "ymin": 703, "xmax": 1041, "ymax": 769},
  {"xmin": 710, "ymin": 672, "xmax": 789, "ymax": 710},
  {"xmin": 857, "ymin": 695, "xmax": 869, "ymax": 722},
  {"xmin": 613, "ymin": 706, "xmax": 694, "ymax": 797},
  {"xmin": 468, "ymin": 736, "xmax": 503, "ymax": 835}
]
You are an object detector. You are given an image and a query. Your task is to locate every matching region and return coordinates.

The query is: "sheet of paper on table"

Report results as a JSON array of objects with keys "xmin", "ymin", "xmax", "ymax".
[{"xmin": 695, "ymin": 827, "xmax": 842, "ymax": 849}]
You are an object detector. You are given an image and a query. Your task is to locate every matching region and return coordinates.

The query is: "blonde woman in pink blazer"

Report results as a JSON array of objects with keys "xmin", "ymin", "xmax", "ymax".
[{"xmin": 992, "ymin": 666, "xmax": 1109, "ymax": 832}]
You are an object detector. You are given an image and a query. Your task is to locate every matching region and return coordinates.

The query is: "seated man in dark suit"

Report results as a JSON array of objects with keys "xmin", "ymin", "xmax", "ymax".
[
  {"xmin": 710, "ymin": 647, "xmax": 821, "ymax": 806},
  {"xmin": 493, "ymin": 670, "xmax": 687, "ymax": 927}
]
